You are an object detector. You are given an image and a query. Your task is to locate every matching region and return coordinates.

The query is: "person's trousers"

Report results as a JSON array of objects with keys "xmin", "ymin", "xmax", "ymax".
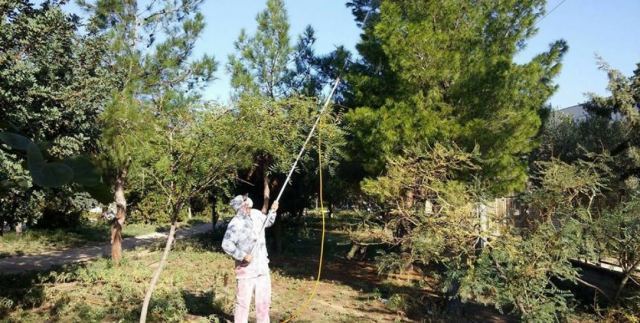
[{"xmin": 234, "ymin": 273, "xmax": 271, "ymax": 323}]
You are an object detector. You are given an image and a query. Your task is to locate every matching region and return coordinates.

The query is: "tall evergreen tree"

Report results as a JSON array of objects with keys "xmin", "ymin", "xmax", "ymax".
[
  {"xmin": 227, "ymin": 0, "xmax": 293, "ymax": 213},
  {"xmin": 79, "ymin": 0, "xmax": 216, "ymax": 262},
  {"xmin": 227, "ymin": 0, "xmax": 343, "ymax": 215},
  {"xmin": 345, "ymin": 0, "xmax": 567, "ymax": 194},
  {"xmin": 583, "ymin": 60, "xmax": 640, "ymax": 191},
  {"xmin": 228, "ymin": 0, "xmax": 291, "ymax": 100}
]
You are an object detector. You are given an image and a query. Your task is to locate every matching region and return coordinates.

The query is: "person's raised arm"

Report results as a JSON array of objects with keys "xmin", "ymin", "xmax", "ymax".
[{"xmin": 264, "ymin": 201, "xmax": 279, "ymax": 228}]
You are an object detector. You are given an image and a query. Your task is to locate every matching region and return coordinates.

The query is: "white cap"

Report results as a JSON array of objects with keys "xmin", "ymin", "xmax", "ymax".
[{"xmin": 230, "ymin": 195, "xmax": 253, "ymax": 212}]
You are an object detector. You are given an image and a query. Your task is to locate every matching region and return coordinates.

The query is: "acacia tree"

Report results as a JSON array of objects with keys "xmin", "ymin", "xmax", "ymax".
[
  {"xmin": 227, "ymin": 0, "xmax": 296, "ymax": 213},
  {"xmin": 362, "ymin": 144, "xmax": 612, "ymax": 320},
  {"xmin": 595, "ymin": 195, "xmax": 640, "ymax": 303},
  {"xmin": 572, "ymin": 62, "xmax": 640, "ymax": 305},
  {"xmin": 535, "ymin": 61, "xmax": 640, "ymax": 310},
  {"xmin": 344, "ymin": 0, "xmax": 567, "ymax": 195},
  {"xmin": 137, "ymin": 104, "xmax": 254, "ymax": 321}
]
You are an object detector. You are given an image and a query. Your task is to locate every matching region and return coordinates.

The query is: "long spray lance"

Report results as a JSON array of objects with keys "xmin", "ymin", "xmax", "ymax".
[
  {"xmin": 247, "ymin": 7, "xmax": 375, "ymax": 257},
  {"xmin": 247, "ymin": 77, "xmax": 341, "ymax": 255}
]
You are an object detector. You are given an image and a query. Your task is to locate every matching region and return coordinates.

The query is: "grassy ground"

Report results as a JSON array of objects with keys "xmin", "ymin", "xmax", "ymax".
[
  {"xmin": 1, "ymin": 212, "xmax": 625, "ymax": 322},
  {"xmin": 0, "ymin": 234, "xmax": 407, "ymax": 322},
  {"xmin": 0, "ymin": 214, "xmax": 513, "ymax": 323},
  {"xmin": 0, "ymin": 216, "xmax": 208, "ymax": 259}
]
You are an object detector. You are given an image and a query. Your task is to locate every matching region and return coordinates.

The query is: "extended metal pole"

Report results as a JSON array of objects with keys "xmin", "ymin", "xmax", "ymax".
[
  {"xmin": 274, "ymin": 77, "xmax": 341, "ymax": 203},
  {"xmin": 248, "ymin": 77, "xmax": 341, "ymax": 254},
  {"xmin": 246, "ymin": 7, "xmax": 374, "ymax": 259}
]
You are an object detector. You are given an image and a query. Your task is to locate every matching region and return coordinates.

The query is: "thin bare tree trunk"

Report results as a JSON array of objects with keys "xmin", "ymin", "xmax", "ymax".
[
  {"xmin": 139, "ymin": 220, "xmax": 177, "ymax": 323},
  {"xmin": 261, "ymin": 168, "xmax": 271, "ymax": 214},
  {"xmin": 209, "ymin": 193, "xmax": 218, "ymax": 231},
  {"xmin": 111, "ymin": 173, "xmax": 127, "ymax": 264},
  {"xmin": 615, "ymin": 263, "xmax": 640, "ymax": 302}
]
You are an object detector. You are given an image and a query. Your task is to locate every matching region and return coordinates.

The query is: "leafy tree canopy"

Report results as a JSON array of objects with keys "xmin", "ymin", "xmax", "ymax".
[{"xmin": 345, "ymin": 0, "xmax": 567, "ymax": 195}]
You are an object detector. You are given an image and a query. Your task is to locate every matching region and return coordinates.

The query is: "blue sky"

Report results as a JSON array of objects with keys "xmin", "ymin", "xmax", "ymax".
[
  {"xmin": 516, "ymin": 0, "xmax": 640, "ymax": 108},
  {"xmin": 195, "ymin": 0, "xmax": 640, "ymax": 109},
  {"xmin": 65, "ymin": 0, "xmax": 640, "ymax": 108},
  {"xmin": 194, "ymin": 0, "xmax": 360, "ymax": 103}
]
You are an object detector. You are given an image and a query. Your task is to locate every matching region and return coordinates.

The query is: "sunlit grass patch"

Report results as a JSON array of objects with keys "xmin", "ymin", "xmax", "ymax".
[{"xmin": 0, "ymin": 216, "xmax": 209, "ymax": 259}]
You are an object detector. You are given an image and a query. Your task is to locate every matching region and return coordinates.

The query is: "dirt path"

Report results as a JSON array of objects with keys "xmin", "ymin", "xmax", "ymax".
[
  {"xmin": 0, "ymin": 222, "xmax": 212, "ymax": 274},
  {"xmin": 268, "ymin": 256, "xmax": 514, "ymax": 323}
]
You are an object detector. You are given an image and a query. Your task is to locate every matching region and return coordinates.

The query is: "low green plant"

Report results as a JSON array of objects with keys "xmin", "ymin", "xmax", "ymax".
[
  {"xmin": 0, "ymin": 297, "xmax": 14, "ymax": 316},
  {"xmin": 149, "ymin": 292, "xmax": 188, "ymax": 322}
]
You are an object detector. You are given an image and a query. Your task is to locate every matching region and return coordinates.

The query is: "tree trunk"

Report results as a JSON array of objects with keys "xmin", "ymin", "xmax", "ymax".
[
  {"xmin": 445, "ymin": 279, "xmax": 463, "ymax": 315},
  {"xmin": 111, "ymin": 172, "xmax": 127, "ymax": 264},
  {"xmin": 273, "ymin": 218, "xmax": 283, "ymax": 254},
  {"xmin": 613, "ymin": 265, "xmax": 637, "ymax": 304},
  {"xmin": 347, "ymin": 243, "xmax": 360, "ymax": 260},
  {"xmin": 261, "ymin": 169, "xmax": 271, "ymax": 214},
  {"xmin": 209, "ymin": 193, "xmax": 218, "ymax": 231},
  {"xmin": 139, "ymin": 220, "xmax": 177, "ymax": 323},
  {"xmin": 328, "ymin": 203, "xmax": 334, "ymax": 219}
]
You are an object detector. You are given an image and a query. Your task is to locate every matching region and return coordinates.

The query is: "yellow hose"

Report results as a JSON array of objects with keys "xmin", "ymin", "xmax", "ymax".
[{"xmin": 282, "ymin": 119, "xmax": 326, "ymax": 323}]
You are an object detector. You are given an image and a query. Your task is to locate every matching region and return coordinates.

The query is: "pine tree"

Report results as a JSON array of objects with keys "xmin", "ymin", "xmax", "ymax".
[
  {"xmin": 228, "ymin": 0, "xmax": 291, "ymax": 100},
  {"xmin": 344, "ymin": 0, "xmax": 567, "ymax": 194},
  {"xmin": 227, "ymin": 0, "xmax": 346, "ymax": 216},
  {"xmin": 79, "ymin": 0, "xmax": 216, "ymax": 262}
]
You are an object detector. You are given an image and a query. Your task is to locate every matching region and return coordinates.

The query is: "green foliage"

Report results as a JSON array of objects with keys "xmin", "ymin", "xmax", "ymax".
[
  {"xmin": 345, "ymin": 0, "xmax": 567, "ymax": 194},
  {"xmin": 149, "ymin": 292, "xmax": 188, "ymax": 322},
  {"xmin": 594, "ymin": 194, "xmax": 640, "ymax": 302},
  {"xmin": 80, "ymin": 0, "xmax": 219, "ymax": 222},
  {"xmin": 532, "ymin": 59, "xmax": 640, "ymax": 312},
  {"xmin": 0, "ymin": 0, "xmax": 114, "ymax": 227},
  {"xmin": 362, "ymin": 143, "xmax": 616, "ymax": 320},
  {"xmin": 596, "ymin": 195, "xmax": 640, "ymax": 273},
  {"xmin": 226, "ymin": 0, "xmax": 346, "ymax": 215},
  {"xmin": 0, "ymin": 297, "xmax": 13, "ymax": 317},
  {"xmin": 533, "ymin": 113, "xmax": 627, "ymax": 164},
  {"xmin": 525, "ymin": 155, "xmax": 611, "ymax": 226},
  {"xmin": 1, "ymin": 0, "xmax": 115, "ymax": 153},
  {"xmin": 362, "ymin": 143, "xmax": 483, "ymax": 272},
  {"xmin": 583, "ymin": 60, "xmax": 640, "ymax": 192},
  {"xmin": 0, "ymin": 132, "xmax": 102, "ymax": 189},
  {"xmin": 479, "ymin": 156, "xmax": 610, "ymax": 319},
  {"xmin": 539, "ymin": 59, "xmax": 640, "ymax": 193},
  {"xmin": 235, "ymin": 95, "xmax": 344, "ymax": 174},
  {"xmin": 228, "ymin": 0, "xmax": 292, "ymax": 99},
  {"xmin": 467, "ymin": 222, "xmax": 577, "ymax": 321}
]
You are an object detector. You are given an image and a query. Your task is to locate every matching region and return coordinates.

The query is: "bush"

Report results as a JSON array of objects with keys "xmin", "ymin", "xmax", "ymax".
[
  {"xmin": 386, "ymin": 293, "xmax": 408, "ymax": 313},
  {"xmin": 129, "ymin": 192, "xmax": 190, "ymax": 224},
  {"xmin": 149, "ymin": 292, "xmax": 188, "ymax": 323},
  {"xmin": 0, "ymin": 297, "xmax": 14, "ymax": 317}
]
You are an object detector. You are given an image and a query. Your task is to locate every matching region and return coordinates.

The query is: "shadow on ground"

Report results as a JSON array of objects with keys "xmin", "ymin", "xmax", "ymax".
[
  {"xmin": 182, "ymin": 290, "xmax": 234, "ymax": 321},
  {"xmin": 0, "ymin": 263, "xmax": 85, "ymax": 319},
  {"xmin": 203, "ymin": 216, "xmax": 518, "ymax": 322}
]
